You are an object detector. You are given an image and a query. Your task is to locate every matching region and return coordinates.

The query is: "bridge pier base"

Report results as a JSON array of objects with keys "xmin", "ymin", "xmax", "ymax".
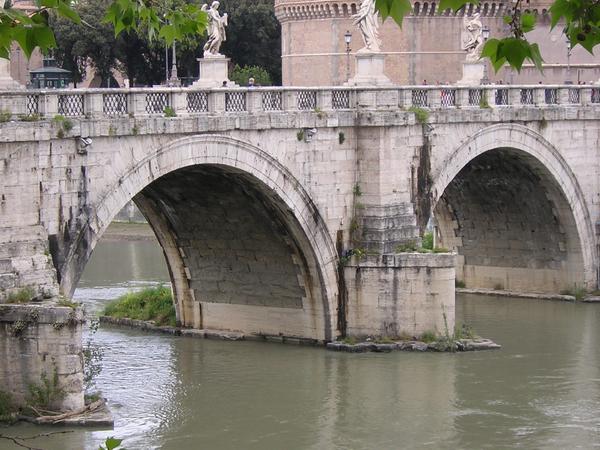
[
  {"xmin": 344, "ymin": 253, "xmax": 456, "ymax": 339},
  {"xmin": 0, "ymin": 303, "xmax": 84, "ymax": 412}
]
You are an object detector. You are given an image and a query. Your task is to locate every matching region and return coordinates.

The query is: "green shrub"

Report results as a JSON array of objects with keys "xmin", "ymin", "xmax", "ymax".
[
  {"xmin": 163, "ymin": 106, "xmax": 176, "ymax": 117},
  {"xmin": 421, "ymin": 232, "xmax": 433, "ymax": 250},
  {"xmin": 6, "ymin": 286, "xmax": 35, "ymax": 304},
  {"xmin": 0, "ymin": 390, "xmax": 16, "ymax": 421},
  {"xmin": 432, "ymin": 247, "xmax": 449, "ymax": 253},
  {"xmin": 408, "ymin": 106, "xmax": 429, "ymax": 123},
  {"xmin": 104, "ymin": 286, "xmax": 176, "ymax": 326},
  {"xmin": 420, "ymin": 330, "xmax": 437, "ymax": 343},
  {"xmin": 454, "ymin": 323, "xmax": 475, "ymax": 340},
  {"xmin": 455, "ymin": 280, "xmax": 466, "ymax": 288},
  {"xmin": 230, "ymin": 64, "xmax": 272, "ymax": 86},
  {"xmin": 27, "ymin": 367, "xmax": 64, "ymax": 409}
]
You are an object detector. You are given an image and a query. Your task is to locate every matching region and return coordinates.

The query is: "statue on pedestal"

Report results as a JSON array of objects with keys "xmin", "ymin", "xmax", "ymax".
[
  {"xmin": 462, "ymin": 13, "xmax": 484, "ymax": 62},
  {"xmin": 353, "ymin": 0, "xmax": 381, "ymax": 53},
  {"xmin": 202, "ymin": 1, "xmax": 228, "ymax": 58}
]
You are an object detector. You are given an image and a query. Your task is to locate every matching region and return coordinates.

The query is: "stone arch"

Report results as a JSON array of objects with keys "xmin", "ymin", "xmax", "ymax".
[
  {"xmin": 432, "ymin": 123, "xmax": 596, "ymax": 292},
  {"xmin": 61, "ymin": 135, "xmax": 339, "ymax": 341}
]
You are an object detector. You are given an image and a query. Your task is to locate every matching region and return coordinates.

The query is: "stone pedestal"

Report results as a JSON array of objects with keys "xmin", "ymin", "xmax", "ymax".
[
  {"xmin": 345, "ymin": 253, "xmax": 456, "ymax": 339},
  {"xmin": 0, "ymin": 303, "xmax": 84, "ymax": 411},
  {"xmin": 457, "ymin": 61, "xmax": 485, "ymax": 86},
  {"xmin": 346, "ymin": 52, "xmax": 393, "ymax": 87},
  {"xmin": 0, "ymin": 58, "xmax": 23, "ymax": 90},
  {"xmin": 192, "ymin": 55, "xmax": 236, "ymax": 88}
]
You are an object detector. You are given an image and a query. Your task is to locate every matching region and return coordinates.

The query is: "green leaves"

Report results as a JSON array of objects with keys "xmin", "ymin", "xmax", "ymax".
[
  {"xmin": 99, "ymin": 437, "xmax": 124, "ymax": 450},
  {"xmin": 104, "ymin": 0, "xmax": 207, "ymax": 45},
  {"xmin": 482, "ymin": 37, "xmax": 543, "ymax": 72},
  {"xmin": 376, "ymin": 0, "xmax": 412, "ymax": 27},
  {"xmin": 438, "ymin": 0, "xmax": 474, "ymax": 13}
]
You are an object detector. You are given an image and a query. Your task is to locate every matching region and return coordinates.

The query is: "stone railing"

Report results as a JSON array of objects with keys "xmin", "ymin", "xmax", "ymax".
[{"xmin": 0, "ymin": 85, "xmax": 598, "ymax": 119}]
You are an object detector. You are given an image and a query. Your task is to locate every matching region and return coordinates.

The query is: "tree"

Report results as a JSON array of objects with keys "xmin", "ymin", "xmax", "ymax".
[
  {"xmin": 230, "ymin": 64, "xmax": 272, "ymax": 86},
  {"xmin": 51, "ymin": 0, "xmax": 119, "ymax": 87},
  {"xmin": 376, "ymin": 0, "xmax": 600, "ymax": 72},
  {"xmin": 219, "ymin": 0, "xmax": 281, "ymax": 85},
  {"xmin": 0, "ymin": 0, "xmax": 207, "ymax": 61}
]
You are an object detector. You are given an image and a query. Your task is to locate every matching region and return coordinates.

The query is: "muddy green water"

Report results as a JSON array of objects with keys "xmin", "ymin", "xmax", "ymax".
[{"xmin": 2, "ymin": 238, "xmax": 600, "ymax": 449}]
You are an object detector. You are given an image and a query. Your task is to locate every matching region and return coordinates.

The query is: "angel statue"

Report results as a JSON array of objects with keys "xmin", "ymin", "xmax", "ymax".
[
  {"xmin": 353, "ymin": 0, "xmax": 381, "ymax": 53},
  {"xmin": 202, "ymin": 1, "xmax": 228, "ymax": 57},
  {"xmin": 462, "ymin": 13, "xmax": 484, "ymax": 62}
]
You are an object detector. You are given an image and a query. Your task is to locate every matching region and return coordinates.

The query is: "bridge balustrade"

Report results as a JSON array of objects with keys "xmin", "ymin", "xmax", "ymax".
[{"xmin": 0, "ymin": 85, "xmax": 597, "ymax": 120}]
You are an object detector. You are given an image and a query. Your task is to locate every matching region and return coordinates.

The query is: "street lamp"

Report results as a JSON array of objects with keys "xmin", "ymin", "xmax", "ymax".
[
  {"xmin": 565, "ymin": 37, "xmax": 572, "ymax": 84},
  {"xmin": 481, "ymin": 25, "xmax": 490, "ymax": 85},
  {"xmin": 169, "ymin": 41, "xmax": 179, "ymax": 86},
  {"xmin": 344, "ymin": 30, "xmax": 352, "ymax": 81}
]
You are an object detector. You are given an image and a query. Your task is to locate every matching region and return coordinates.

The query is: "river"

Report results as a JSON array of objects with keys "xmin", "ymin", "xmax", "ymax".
[{"xmin": 3, "ymin": 234, "xmax": 600, "ymax": 449}]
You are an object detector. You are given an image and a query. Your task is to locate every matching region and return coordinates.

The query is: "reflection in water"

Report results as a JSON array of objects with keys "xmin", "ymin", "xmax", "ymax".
[{"xmin": 4, "ymin": 238, "xmax": 600, "ymax": 449}]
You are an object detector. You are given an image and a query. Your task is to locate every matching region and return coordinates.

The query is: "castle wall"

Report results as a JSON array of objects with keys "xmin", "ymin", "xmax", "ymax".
[{"xmin": 275, "ymin": 0, "xmax": 600, "ymax": 86}]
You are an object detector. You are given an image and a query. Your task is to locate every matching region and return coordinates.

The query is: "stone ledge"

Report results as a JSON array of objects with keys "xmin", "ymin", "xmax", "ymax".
[
  {"xmin": 0, "ymin": 302, "xmax": 83, "ymax": 324},
  {"xmin": 347, "ymin": 252, "xmax": 456, "ymax": 268},
  {"xmin": 456, "ymin": 287, "xmax": 577, "ymax": 302},
  {"xmin": 326, "ymin": 338, "xmax": 501, "ymax": 353},
  {"xmin": 99, "ymin": 316, "xmax": 322, "ymax": 345}
]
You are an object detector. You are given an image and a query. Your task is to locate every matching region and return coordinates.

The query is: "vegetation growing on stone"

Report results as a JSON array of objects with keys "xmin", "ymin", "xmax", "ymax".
[
  {"xmin": 27, "ymin": 365, "xmax": 65, "ymax": 411},
  {"xmin": 103, "ymin": 286, "xmax": 176, "ymax": 327},
  {"xmin": 408, "ymin": 106, "xmax": 429, "ymax": 124},
  {"xmin": 420, "ymin": 330, "xmax": 437, "ymax": 343},
  {"xmin": 163, "ymin": 106, "xmax": 177, "ymax": 118},
  {"xmin": 6, "ymin": 287, "xmax": 36, "ymax": 304},
  {"xmin": 0, "ymin": 110, "xmax": 11, "ymax": 122},
  {"xmin": 0, "ymin": 390, "xmax": 17, "ymax": 423}
]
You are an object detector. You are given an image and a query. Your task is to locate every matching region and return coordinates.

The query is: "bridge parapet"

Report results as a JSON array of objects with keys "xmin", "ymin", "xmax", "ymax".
[{"xmin": 0, "ymin": 84, "xmax": 598, "ymax": 119}]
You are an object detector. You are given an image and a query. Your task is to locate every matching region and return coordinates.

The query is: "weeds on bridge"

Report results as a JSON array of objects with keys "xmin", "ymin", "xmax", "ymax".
[
  {"xmin": 53, "ymin": 114, "xmax": 74, "ymax": 139},
  {"xmin": 408, "ymin": 106, "xmax": 429, "ymax": 124},
  {"xmin": 0, "ymin": 110, "xmax": 11, "ymax": 122},
  {"xmin": 6, "ymin": 286, "xmax": 36, "ymax": 304}
]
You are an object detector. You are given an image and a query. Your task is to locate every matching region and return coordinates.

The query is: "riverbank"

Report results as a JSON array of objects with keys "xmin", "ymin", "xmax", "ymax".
[{"xmin": 102, "ymin": 222, "xmax": 156, "ymax": 242}]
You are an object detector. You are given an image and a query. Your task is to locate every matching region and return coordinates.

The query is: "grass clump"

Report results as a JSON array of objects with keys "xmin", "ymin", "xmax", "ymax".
[
  {"xmin": 18, "ymin": 113, "xmax": 41, "ymax": 122},
  {"xmin": 163, "ymin": 106, "xmax": 176, "ymax": 117},
  {"xmin": 408, "ymin": 106, "xmax": 429, "ymax": 123},
  {"xmin": 0, "ymin": 390, "xmax": 17, "ymax": 423},
  {"xmin": 454, "ymin": 323, "xmax": 475, "ymax": 340},
  {"xmin": 420, "ymin": 330, "xmax": 437, "ymax": 343},
  {"xmin": 396, "ymin": 240, "xmax": 418, "ymax": 252},
  {"xmin": 455, "ymin": 279, "xmax": 466, "ymax": 288},
  {"xmin": 0, "ymin": 110, "xmax": 11, "ymax": 122},
  {"xmin": 560, "ymin": 285, "xmax": 587, "ymax": 301},
  {"xmin": 6, "ymin": 286, "xmax": 36, "ymax": 304},
  {"xmin": 104, "ymin": 286, "xmax": 176, "ymax": 326},
  {"xmin": 421, "ymin": 232, "xmax": 433, "ymax": 250}
]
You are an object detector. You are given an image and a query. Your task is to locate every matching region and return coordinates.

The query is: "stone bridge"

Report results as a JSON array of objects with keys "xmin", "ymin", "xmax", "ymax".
[{"xmin": 0, "ymin": 84, "xmax": 599, "ymax": 346}]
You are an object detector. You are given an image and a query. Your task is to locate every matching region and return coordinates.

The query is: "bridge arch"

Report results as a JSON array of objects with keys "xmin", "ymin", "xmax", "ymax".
[
  {"xmin": 61, "ymin": 134, "xmax": 338, "ymax": 341},
  {"xmin": 431, "ymin": 123, "xmax": 596, "ymax": 292}
]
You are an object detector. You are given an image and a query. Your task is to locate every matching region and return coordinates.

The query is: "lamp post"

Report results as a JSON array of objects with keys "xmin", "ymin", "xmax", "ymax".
[
  {"xmin": 565, "ymin": 37, "xmax": 572, "ymax": 84},
  {"xmin": 169, "ymin": 41, "xmax": 179, "ymax": 86},
  {"xmin": 481, "ymin": 25, "xmax": 490, "ymax": 85},
  {"xmin": 344, "ymin": 30, "xmax": 352, "ymax": 82}
]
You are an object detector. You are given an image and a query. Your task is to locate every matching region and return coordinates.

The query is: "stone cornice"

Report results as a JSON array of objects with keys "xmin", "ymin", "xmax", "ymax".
[{"xmin": 275, "ymin": 1, "xmax": 550, "ymax": 21}]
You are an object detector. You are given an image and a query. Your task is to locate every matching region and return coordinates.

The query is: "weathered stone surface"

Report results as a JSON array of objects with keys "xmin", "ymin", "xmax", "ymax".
[{"xmin": 0, "ymin": 303, "xmax": 84, "ymax": 411}]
